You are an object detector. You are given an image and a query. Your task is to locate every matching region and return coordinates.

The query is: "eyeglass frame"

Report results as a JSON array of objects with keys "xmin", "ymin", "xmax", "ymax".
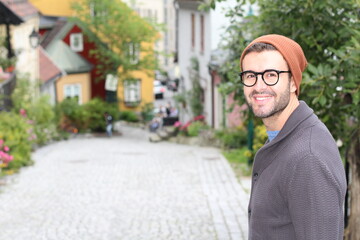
[{"xmin": 239, "ymin": 69, "xmax": 291, "ymax": 87}]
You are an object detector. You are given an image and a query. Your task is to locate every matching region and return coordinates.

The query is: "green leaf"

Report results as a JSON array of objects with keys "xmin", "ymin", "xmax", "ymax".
[
  {"xmin": 319, "ymin": 95, "xmax": 327, "ymax": 106},
  {"xmin": 210, "ymin": 0, "xmax": 216, "ymax": 9}
]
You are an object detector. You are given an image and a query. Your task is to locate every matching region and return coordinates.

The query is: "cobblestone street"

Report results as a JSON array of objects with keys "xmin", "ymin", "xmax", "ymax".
[{"xmin": 0, "ymin": 126, "xmax": 250, "ymax": 240}]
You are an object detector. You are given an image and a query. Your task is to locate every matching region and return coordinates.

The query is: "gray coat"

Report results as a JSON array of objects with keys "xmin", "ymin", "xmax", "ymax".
[{"xmin": 248, "ymin": 101, "xmax": 347, "ymax": 240}]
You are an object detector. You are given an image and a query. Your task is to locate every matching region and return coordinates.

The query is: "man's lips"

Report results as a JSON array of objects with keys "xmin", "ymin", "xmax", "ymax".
[
  {"xmin": 252, "ymin": 94, "xmax": 274, "ymax": 102},
  {"xmin": 254, "ymin": 95, "xmax": 272, "ymax": 100}
]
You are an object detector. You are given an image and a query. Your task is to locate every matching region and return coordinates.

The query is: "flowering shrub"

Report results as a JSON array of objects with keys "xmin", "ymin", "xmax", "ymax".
[
  {"xmin": 0, "ymin": 140, "xmax": 14, "ymax": 167},
  {"xmin": 187, "ymin": 121, "xmax": 209, "ymax": 137},
  {"xmin": 175, "ymin": 115, "xmax": 207, "ymax": 136},
  {"xmin": 179, "ymin": 120, "xmax": 192, "ymax": 132},
  {"xmin": 173, "ymin": 121, "xmax": 182, "ymax": 128},
  {"xmin": 12, "ymin": 77, "xmax": 60, "ymax": 145},
  {"xmin": 0, "ymin": 111, "xmax": 33, "ymax": 172},
  {"xmin": 193, "ymin": 115, "xmax": 205, "ymax": 121}
]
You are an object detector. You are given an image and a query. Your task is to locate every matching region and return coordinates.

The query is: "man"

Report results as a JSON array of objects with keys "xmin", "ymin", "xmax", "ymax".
[
  {"xmin": 239, "ymin": 34, "xmax": 347, "ymax": 239},
  {"xmin": 104, "ymin": 112, "xmax": 113, "ymax": 137}
]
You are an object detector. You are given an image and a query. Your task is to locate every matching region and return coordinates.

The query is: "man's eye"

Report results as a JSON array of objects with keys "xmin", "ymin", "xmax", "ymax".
[
  {"xmin": 266, "ymin": 72, "xmax": 277, "ymax": 78},
  {"xmin": 245, "ymin": 73, "xmax": 256, "ymax": 79}
]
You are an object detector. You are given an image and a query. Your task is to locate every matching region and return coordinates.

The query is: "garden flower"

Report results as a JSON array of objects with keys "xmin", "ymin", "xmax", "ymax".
[
  {"xmin": 19, "ymin": 109, "xmax": 27, "ymax": 117},
  {"xmin": 174, "ymin": 121, "xmax": 182, "ymax": 128},
  {"xmin": 0, "ymin": 151, "xmax": 14, "ymax": 164},
  {"xmin": 0, "ymin": 140, "xmax": 14, "ymax": 165},
  {"xmin": 193, "ymin": 115, "xmax": 205, "ymax": 121},
  {"xmin": 180, "ymin": 121, "xmax": 192, "ymax": 131}
]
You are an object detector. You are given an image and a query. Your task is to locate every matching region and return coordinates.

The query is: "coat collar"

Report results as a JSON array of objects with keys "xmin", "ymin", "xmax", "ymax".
[{"xmin": 252, "ymin": 101, "xmax": 317, "ymax": 174}]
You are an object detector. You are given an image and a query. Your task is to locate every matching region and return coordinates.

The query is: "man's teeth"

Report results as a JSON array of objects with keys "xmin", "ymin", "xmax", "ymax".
[{"xmin": 255, "ymin": 96, "xmax": 271, "ymax": 100}]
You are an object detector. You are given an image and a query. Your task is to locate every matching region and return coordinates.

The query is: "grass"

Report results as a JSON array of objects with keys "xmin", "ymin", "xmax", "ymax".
[{"xmin": 222, "ymin": 147, "xmax": 252, "ymax": 178}]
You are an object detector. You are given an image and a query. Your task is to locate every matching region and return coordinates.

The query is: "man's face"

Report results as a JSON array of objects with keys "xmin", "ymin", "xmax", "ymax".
[{"xmin": 242, "ymin": 50, "xmax": 296, "ymax": 119}]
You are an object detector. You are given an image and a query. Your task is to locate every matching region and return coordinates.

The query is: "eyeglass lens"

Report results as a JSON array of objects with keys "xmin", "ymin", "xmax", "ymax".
[{"xmin": 242, "ymin": 70, "xmax": 280, "ymax": 86}]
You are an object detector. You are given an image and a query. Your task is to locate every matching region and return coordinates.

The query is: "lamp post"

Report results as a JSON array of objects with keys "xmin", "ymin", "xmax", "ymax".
[
  {"xmin": 28, "ymin": 28, "xmax": 40, "ymax": 97},
  {"xmin": 29, "ymin": 28, "xmax": 40, "ymax": 49}
]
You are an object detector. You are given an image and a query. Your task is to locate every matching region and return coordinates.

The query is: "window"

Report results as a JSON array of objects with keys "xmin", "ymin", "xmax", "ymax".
[
  {"xmin": 200, "ymin": 15, "xmax": 205, "ymax": 54},
  {"xmin": 127, "ymin": 42, "xmax": 140, "ymax": 65},
  {"xmin": 89, "ymin": 2, "xmax": 95, "ymax": 17},
  {"xmin": 70, "ymin": 33, "xmax": 84, "ymax": 52},
  {"xmin": 124, "ymin": 79, "xmax": 141, "ymax": 107},
  {"xmin": 105, "ymin": 74, "xmax": 118, "ymax": 92},
  {"xmin": 64, "ymin": 84, "xmax": 81, "ymax": 104},
  {"xmin": 191, "ymin": 13, "xmax": 195, "ymax": 49},
  {"xmin": 89, "ymin": 1, "xmax": 107, "ymax": 18},
  {"xmin": 154, "ymin": 10, "xmax": 158, "ymax": 22}
]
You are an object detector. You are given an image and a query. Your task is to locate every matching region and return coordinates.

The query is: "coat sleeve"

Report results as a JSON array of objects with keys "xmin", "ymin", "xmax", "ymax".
[{"xmin": 286, "ymin": 154, "xmax": 344, "ymax": 240}]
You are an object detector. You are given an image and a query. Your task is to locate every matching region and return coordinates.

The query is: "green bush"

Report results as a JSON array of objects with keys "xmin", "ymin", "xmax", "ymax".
[
  {"xmin": 55, "ymin": 98, "xmax": 88, "ymax": 132},
  {"xmin": 223, "ymin": 147, "xmax": 252, "ymax": 177},
  {"xmin": 0, "ymin": 112, "xmax": 33, "ymax": 173},
  {"xmin": 140, "ymin": 103, "xmax": 154, "ymax": 122},
  {"xmin": 10, "ymin": 75, "xmax": 34, "ymax": 112},
  {"xmin": 56, "ymin": 98, "xmax": 119, "ymax": 133},
  {"xmin": 83, "ymin": 98, "xmax": 118, "ymax": 132},
  {"xmin": 27, "ymin": 96, "xmax": 58, "ymax": 145},
  {"xmin": 11, "ymin": 77, "xmax": 60, "ymax": 145},
  {"xmin": 215, "ymin": 127, "xmax": 247, "ymax": 149},
  {"xmin": 187, "ymin": 121, "xmax": 209, "ymax": 137},
  {"xmin": 243, "ymin": 124, "xmax": 268, "ymax": 162},
  {"xmin": 119, "ymin": 110, "xmax": 139, "ymax": 122}
]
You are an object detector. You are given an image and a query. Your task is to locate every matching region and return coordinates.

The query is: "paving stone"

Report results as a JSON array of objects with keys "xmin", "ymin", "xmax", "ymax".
[{"xmin": 0, "ymin": 125, "xmax": 250, "ymax": 240}]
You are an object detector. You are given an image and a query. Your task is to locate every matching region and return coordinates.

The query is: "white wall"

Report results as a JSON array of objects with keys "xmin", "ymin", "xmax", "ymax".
[
  {"xmin": 177, "ymin": 5, "xmax": 211, "ymax": 124},
  {"xmin": 12, "ymin": 17, "xmax": 40, "ymax": 95},
  {"xmin": 41, "ymin": 78, "xmax": 57, "ymax": 105}
]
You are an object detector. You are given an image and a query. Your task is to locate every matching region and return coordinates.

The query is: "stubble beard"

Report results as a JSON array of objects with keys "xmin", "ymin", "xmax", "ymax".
[{"xmin": 246, "ymin": 82, "xmax": 291, "ymax": 119}]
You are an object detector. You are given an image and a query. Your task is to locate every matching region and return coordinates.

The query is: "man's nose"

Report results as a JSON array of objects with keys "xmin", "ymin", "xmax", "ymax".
[{"xmin": 253, "ymin": 74, "xmax": 267, "ymax": 90}]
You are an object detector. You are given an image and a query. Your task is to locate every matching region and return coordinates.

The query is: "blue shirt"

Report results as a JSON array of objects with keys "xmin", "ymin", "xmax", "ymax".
[{"xmin": 267, "ymin": 130, "xmax": 280, "ymax": 142}]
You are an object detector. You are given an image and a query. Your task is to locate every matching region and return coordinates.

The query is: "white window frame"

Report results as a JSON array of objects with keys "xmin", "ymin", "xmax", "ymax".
[
  {"xmin": 64, "ymin": 84, "xmax": 82, "ymax": 104},
  {"xmin": 128, "ymin": 42, "xmax": 140, "ymax": 65},
  {"xmin": 89, "ymin": 2, "xmax": 107, "ymax": 19},
  {"xmin": 70, "ymin": 33, "xmax": 84, "ymax": 52},
  {"xmin": 124, "ymin": 79, "xmax": 141, "ymax": 106}
]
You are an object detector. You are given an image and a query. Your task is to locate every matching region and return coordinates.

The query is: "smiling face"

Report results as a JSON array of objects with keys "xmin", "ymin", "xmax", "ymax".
[{"xmin": 242, "ymin": 50, "xmax": 297, "ymax": 120}]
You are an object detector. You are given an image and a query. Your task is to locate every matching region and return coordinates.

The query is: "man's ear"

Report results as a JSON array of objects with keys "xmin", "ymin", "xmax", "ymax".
[{"xmin": 290, "ymin": 77, "xmax": 297, "ymax": 93}]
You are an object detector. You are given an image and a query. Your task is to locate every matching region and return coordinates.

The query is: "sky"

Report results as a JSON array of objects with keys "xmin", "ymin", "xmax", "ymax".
[
  {"xmin": 211, "ymin": 1, "xmax": 257, "ymax": 50},
  {"xmin": 211, "ymin": 0, "xmax": 238, "ymax": 50}
]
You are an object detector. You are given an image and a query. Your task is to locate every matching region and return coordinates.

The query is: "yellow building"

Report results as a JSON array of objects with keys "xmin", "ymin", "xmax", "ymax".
[
  {"xmin": 30, "ymin": 0, "xmax": 157, "ymax": 112},
  {"xmin": 29, "ymin": 0, "xmax": 73, "ymax": 17}
]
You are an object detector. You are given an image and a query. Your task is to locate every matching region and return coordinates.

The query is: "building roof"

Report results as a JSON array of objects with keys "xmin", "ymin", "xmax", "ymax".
[
  {"xmin": 0, "ymin": 0, "xmax": 38, "ymax": 21},
  {"xmin": 41, "ymin": 17, "xmax": 73, "ymax": 48},
  {"xmin": 0, "ymin": 1, "xmax": 23, "ymax": 25},
  {"xmin": 176, "ymin": 0, "xmax": 201, "ymax": 10},
  {"xmin": 39, "ymin": 15, "xmax": 59, "ymax": 29},
  {"xmin": 39, "ymin": 46, "xmax": 62, "ymax": 83},
  {"xmin": 46, "ymin": 40, "xmax": 93, "ymax": 74}
]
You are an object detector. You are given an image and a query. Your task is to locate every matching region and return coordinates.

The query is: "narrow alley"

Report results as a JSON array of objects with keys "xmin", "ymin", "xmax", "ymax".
[{"xmin": 0, "ymin": 125, "xmax": 250, "ymax": 240}]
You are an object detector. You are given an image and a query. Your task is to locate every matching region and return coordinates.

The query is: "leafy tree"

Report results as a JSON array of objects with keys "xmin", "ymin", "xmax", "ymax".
[
  {"xmin": 209, "ymin": 0, "xmax": 360, "ymax": 238},
  {"xmin": 71, "ymin": 0, "xmax": 158, "ymax": 81},
  {"xmin": 189, "ymin": 57, "xmax": 204, "ymax": 117}
]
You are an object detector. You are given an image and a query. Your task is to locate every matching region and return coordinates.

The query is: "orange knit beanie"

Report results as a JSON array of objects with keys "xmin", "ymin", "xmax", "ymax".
[{"xmin": 240, "ymin": 34, "xmax": 308, "ymax": 96}]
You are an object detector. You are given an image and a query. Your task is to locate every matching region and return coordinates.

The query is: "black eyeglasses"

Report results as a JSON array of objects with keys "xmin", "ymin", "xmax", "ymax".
[{"xmin": 239, "ymin": 69, "xmax": 291, "ymax": 87}]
